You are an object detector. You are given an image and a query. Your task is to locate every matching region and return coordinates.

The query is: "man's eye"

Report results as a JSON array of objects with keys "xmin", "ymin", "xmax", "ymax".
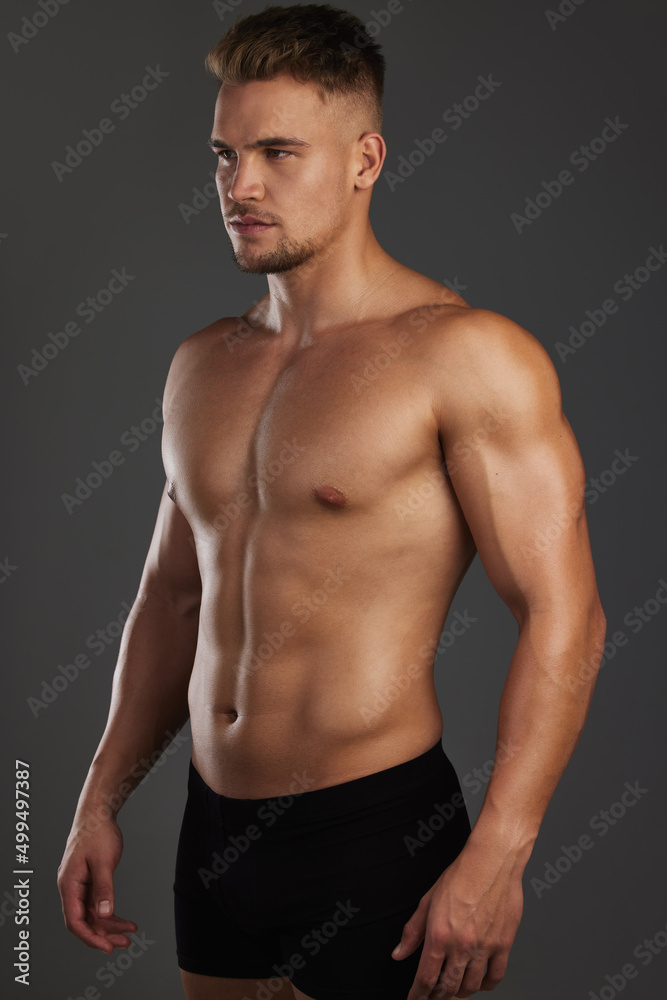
[{"xmin": 215, "ymin": 149, "xmax": 292, "ymax": 160}]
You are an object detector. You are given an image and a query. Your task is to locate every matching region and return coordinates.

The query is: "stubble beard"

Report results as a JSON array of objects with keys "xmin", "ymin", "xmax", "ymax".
[{"xmin": 229, "ymin": 231, "xmax": 321, "ymax": 275}]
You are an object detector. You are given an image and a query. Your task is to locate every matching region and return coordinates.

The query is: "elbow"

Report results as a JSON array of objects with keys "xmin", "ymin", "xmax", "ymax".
[
  {"xmin": 576, "ymin": 600, "xmax": 607, "ymax": 690},
  {"xmin": 591, "ymin": 600, "xmax": 607, "ymax": 644}
]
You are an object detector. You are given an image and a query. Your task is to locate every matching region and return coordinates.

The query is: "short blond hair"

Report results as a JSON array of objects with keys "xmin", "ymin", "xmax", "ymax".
[{"xmin": 205, "ymin": 3, "xmax": 385, "ymax": 135}]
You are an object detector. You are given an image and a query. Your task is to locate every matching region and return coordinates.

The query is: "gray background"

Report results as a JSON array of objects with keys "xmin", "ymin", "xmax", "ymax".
[{"xmin": 2, "ymin": 0, "xmax": 666, "ymax": 997}]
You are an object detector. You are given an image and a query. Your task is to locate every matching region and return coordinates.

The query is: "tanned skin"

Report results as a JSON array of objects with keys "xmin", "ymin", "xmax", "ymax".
[{"xmin": 57, "ymin": 71, "xmax": 607, "ymax": 1000}]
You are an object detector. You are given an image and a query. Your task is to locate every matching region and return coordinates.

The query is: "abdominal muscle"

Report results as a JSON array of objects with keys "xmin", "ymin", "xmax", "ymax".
[
  {"xmin": 189, "ymin": 653, "xmax": 445, "ymax": 799},
  {"xmin": 187, "ymin": 558, "xmax": 450, "ymax": 799},
  {"xmin": 185, "ymin": 454, "xmax": 473, "ymax": 798},
  {"xmin": 189, "ymin": 552, "xmax": 452, "ymax": 798}
]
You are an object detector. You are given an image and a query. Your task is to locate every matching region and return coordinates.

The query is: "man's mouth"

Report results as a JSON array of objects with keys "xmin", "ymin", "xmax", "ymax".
[{"xmin": 229, "ymin": 214, "xmax": 276, "ymax": 234}]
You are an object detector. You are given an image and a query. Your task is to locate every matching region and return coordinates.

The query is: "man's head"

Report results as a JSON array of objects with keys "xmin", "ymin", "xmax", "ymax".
[{"xmin": 205, "ymin": 4, "xmax": 387, "ymax": 274}]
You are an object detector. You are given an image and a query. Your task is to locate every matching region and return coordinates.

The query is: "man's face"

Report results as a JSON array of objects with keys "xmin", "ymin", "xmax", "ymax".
[{"xmin": 210, "ymin": 73, "xmax": 359, "ymax": 274}]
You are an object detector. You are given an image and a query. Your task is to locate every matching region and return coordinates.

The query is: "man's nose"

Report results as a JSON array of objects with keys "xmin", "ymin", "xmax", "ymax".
[{"xmin": 228, "ymin": 156, "xmax": 264, "ymax": 203}]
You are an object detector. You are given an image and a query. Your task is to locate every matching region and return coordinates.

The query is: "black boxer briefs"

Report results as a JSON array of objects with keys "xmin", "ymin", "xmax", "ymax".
[{"xmin": 173, "ymin": 739, "xmax": 471, "ymax": 999}]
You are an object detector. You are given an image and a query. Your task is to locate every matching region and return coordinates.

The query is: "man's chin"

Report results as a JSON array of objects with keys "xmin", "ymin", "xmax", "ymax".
[
  {"xmin": 230, "ymin": 248, "xmax": 317, "ymax": 275},
  {"xmin": 233, "ymin": 258, "xmax": 299, "ymax": 275}
]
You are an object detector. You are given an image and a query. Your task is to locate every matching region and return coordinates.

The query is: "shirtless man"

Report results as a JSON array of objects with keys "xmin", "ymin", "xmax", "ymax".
[{"xmin": 57, "ymin": 5, "xmax": 607, "ymax": 1000}]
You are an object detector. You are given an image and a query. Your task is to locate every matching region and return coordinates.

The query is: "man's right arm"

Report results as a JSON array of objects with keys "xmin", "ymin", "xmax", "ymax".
[{"xmin": 57, "ymin": 342, "xmax": 203, "ymax": 953}]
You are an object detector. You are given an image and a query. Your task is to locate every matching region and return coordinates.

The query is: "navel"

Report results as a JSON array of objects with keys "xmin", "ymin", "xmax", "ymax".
[{"xmin": 313, "ymin": 484, "xmax": 348, "ymax": 509}]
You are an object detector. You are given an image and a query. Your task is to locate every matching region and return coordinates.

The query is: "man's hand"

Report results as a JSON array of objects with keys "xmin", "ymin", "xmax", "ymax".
[
  {"xmin": 391, "ymin": 837, "xmax": 524, "ymax": 998},
  {"xmin": 57, "ymin": 817, "xmax": 138, "ymax": 953}
]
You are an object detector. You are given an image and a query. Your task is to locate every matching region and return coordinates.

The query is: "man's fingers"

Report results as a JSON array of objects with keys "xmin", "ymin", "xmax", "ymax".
[
  {"xmin": 59, "ymin": 857, "xmax": 136, "ymax": 952},
  {"xmin": 63, "ymin": 911, "xmax": 116, "ymax": 953},
  {"xmin": 406, "ymin": 931, "xmax": 449, "ymax": 1000},
  {"xmin": 60, "ymin": 882, "xmax": 112, "ymax": 952},
  {"xmin": 65, "ymin": 907, "xmax": 138, "ymax": 952},
  {"xmin": 60, "ymin": 876, "xmax": 92, "ymax": 937},
  {"xmin": 391, "ymin": 894, "xmax": 430, "ymax": 960},
  {"xmin": 449, "ymin": 954, "xmax": 489, "ymax": 997},
  {"xmin": 98, "ymin": 913, "xmax": 138, "ymax": 933},
  {"xmin": 88, "ymin": 863, "xmax": 116, "ymax": 921},
  {"xmin": 101, "ymin": 931, "xmax": 135, "ymax": 949},
  {"xmin": 479, "ymin": 950, "xmax": 507, "ymax": 991},
  {"xmin": 89, "ymin": 912, "xmax": 139, "ymax": 942}
]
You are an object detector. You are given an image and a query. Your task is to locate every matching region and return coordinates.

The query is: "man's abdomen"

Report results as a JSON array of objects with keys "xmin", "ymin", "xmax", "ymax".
[{"xmin": 186, "ymin": 475, "xmax": 473, "ymax": 798}]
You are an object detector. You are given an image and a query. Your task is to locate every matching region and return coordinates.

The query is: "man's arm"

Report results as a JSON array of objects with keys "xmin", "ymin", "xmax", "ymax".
[
  {"xmin": 395, "ymin": 309, "xmax": 607, "ymax": 999},
  {"xmin": 57, "ymin": 345, "xmax": 203, "ymax": 954}
]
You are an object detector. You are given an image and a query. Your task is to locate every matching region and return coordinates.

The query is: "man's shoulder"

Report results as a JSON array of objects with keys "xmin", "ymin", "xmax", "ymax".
[
  {"xmin": 176, "ymin": 314, "xmax": 242, "ymax": 354},
  {"xmin": 162, "ymin": 315, "xmax": 244, "ymax": 411},
  {"xmin": 168, "ymin": 313, "xmax": 250, "ymax": 372},
  {"xmin": 423, "ymin": 305, "xmax": 563, "ymax": 432},
  {"xmin": 426, "ymin": 305, "xmax": 557, "ymax": 384}
]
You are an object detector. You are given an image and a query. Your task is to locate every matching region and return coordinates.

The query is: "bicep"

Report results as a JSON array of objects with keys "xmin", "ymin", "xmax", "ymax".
[
  {"xmin": 134, "ymin": 335, "xmax": 204, "ymax": 613},
  {"xmin": 438, "ymin": 315, "xmax": 600, "ymax": 627},
  {"xmin": 136, "ymin": 479, "xmax": 202, "ymax": 615}
]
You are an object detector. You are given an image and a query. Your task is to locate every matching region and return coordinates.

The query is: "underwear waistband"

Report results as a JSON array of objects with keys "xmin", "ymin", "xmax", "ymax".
[{"xmin": 188, "ymin": 739, "xmax": 459, "ymax": 827}]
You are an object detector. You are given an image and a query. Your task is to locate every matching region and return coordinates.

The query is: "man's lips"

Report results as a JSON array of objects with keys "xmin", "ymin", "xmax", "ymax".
[
  {"xmin": 229, "ymin": 215, "xmax": 276, "ymax": 234},
  {"xmin": 231, "ymin": 215, "xmax": 269, "ymax": 225}
]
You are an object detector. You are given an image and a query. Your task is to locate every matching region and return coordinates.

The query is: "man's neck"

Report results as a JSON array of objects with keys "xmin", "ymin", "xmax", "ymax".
[{"xmin": 260, "ymin": 224, "xmax": 402, "ymax": 344}]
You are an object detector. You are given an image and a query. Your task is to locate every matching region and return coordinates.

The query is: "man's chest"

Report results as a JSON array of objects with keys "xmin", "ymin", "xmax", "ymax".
[{"xmin": 162, "ymin": 325, "xmax": 447, "ymax": 528}]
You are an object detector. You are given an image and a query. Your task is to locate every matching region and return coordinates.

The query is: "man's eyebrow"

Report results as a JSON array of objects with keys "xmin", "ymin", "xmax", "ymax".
[{"xmin": 207, "ymin": 136, "xmax": 312, "ymax": 150}]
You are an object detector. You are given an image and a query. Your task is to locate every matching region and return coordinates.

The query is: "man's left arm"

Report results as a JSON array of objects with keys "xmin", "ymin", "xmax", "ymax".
[{"xmin": 394, "ymin": 309, "xmax": 607, "ymax": 1000}]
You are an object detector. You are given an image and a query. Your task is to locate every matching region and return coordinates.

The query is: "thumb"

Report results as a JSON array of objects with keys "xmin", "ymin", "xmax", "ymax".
[
  {"xmin": 89, "ymin": 860, "xmax": 115, "ymax": 918},
  {"xmin": 391, "ymin": 897, "xmax": 428, "ymax": 960}
]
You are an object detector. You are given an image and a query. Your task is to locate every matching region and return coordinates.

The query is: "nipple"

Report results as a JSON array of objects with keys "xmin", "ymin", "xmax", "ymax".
[{"xmin": 313, "ymin": 484, "xmax": 347, "ymax": 509}]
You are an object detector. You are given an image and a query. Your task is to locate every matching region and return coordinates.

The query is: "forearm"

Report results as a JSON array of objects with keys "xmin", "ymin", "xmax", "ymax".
[
  {"xmin": 463, "ymin": 604, "xmax": 607, "ymax": 873},
  {"xmin": 73, "ymin": 586, "xmax": 199, "ymax": 825}
]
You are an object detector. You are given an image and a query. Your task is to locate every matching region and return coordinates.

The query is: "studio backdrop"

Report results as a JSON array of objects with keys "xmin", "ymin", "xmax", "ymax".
[{"xmin": 1, "ymin": 1, "xmax": 665, "ymax": 998}]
